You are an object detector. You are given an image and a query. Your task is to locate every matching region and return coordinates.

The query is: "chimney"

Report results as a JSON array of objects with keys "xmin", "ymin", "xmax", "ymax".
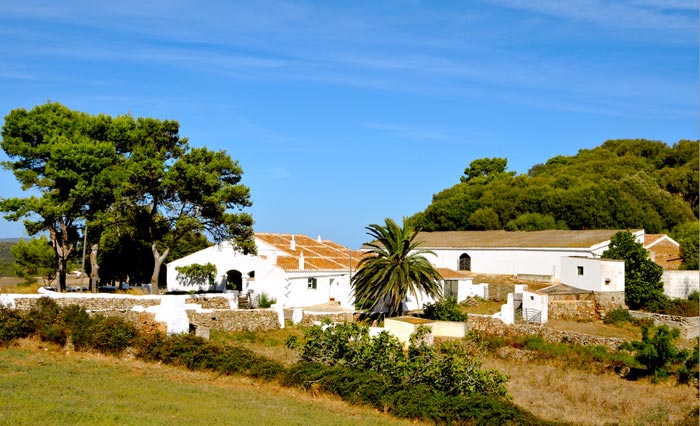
[
  {"xmin": 299, "ymin": 251, "xmax": 304, "ymax": 270},
  {"xmin": 290, "ymin": 235, "xmax": 296, "ymax": 251}
]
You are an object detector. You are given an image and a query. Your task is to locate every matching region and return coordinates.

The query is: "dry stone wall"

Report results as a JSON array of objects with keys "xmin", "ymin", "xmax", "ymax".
[
  {"xmin": 548, "ymin": 300, "xmax": 597, "ymax": 321},
  {"xmin": 10, "ymin": 295, "xmax": 161, "ymax": 311},
  {"xmin": 188, "ymin": 309, "xmax": 280, "ymax": 332},
  {"xmin": 630, "ymin": 311, "xmax": 700, "ymax": 340},
  {"xmin": 467, "ymin": 315, "xmax": 627, "ymax": 350}
]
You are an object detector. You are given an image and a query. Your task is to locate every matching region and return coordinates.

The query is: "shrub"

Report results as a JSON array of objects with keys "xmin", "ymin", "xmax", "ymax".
[
  {"xmin": 28, "ymin": 297, "xmax": 68, "ymax": 345},
  {"xmin": 0, "ymin": 306, "xmax": 33, "ymax": 345},
  {"xmin": 620, "ymin": 324, "xmax": 689, "ymax": 379},
  {"xmin": 423, "ymin": 297, "xmax": 468, "ymax": 322},
  {"xmin": 295, "ymin": 321, "xmax": 509, "ymax": 399},
  {"xmin": 603, "ymin": 307, "xmax": 635, "ymax": 326},
  {"xmin": 83, "ymin": 316, "xmax": 138, "ymax": 356},
  {"xmin": 656, "ymin": 298, "xmax": 699, "ymax": 317},
  {"xmin": 258, "ymin": 292, "xmax": 277, "ymax": 308}
]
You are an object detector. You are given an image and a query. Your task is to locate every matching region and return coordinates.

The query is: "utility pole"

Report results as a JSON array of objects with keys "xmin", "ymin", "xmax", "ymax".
[{"xmin": 80, "ymin": 224, "xmax": 87, "ymax": 291}]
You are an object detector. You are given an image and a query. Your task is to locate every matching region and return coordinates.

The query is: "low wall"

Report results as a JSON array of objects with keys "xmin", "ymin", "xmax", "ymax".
[
  {"xmin": 1, "ymin": 294, "xmax": 282, "ymax": 334},
  {"xmin": 7, "ymin": 294, "xmax": 162, "ymax": 311},
  {"xmin": 188, "ymin": 309, "xmax": 281, "ymax": 332},
  {"xmin": 546, "ymin": 292, "xmax": 625, "ymax": 321},
  {"xmin": 630, "ymin": 311, "xmax": 700, "ymax": 340},
  {"xmin": 548, "ymin": 300, "xmax": 597, "ymax": 321},
  {"xmin": 662, "ymin": 270, "xmax": 700, "ymax": 300},
  {"xmin": 297, "ymin": 311, "xmax": 358, "ymax": 327},
  {"xmin": 467, "ymin": 315, "xmax": 626, "ymax": 350}
]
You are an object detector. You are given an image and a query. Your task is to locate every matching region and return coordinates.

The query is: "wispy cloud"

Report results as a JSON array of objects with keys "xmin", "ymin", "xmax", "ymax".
[{"xmin": 489, "ymin": 0, "xmax": 697, "ymax": 33}]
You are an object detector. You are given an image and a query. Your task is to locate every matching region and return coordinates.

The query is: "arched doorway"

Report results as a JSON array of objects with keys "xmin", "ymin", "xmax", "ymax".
[
  {"xmin": 226, "ymin": 270, "xmax": 243, "ymax": 292},
  {"xmin": 458, "ymin": 253, "xmax": 471, "ymax": 271}
]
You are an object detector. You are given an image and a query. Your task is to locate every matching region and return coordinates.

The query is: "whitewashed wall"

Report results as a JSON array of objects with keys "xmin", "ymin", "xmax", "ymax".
[
  {"xmin": 662, "ymin": 270, "xmax": 700, "ymax": 299},
  {"xmin": 560, "ymin": 257, "xmax": 624, "ymax": 292},
  {"xmin": 425, "ymin": 248, "xmax": 595, "ymax": 280}
]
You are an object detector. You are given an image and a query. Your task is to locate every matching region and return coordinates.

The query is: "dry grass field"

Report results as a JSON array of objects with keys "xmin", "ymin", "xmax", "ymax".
[{"xmin": 483, "ymin": 355, "xmax": 698, "ymax": 426}]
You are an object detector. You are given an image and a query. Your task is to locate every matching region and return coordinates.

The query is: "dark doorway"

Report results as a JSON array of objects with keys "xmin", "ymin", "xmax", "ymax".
[{"xmin": 226, "ymin": 270, "xmax": 243, "ymax": 292}]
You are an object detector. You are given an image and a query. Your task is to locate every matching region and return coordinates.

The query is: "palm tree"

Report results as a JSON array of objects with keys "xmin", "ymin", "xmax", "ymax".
[{"xmin": 351, "ymin": 217, "xmax": 443, "ymax": 317}]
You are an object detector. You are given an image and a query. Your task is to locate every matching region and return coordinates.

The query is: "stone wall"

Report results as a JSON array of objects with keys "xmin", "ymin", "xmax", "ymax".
[
  {"xmin": 593, "ymin": 291, "xmax": 626, "ymax": 319},
  {"xmin": 548, "ymin": 300, "xmax": 597, "ymax": 321},
  {"xmin": 9, "ymin": 294, "xmax": 161, "ymax": 311},
  {"xmin": 545, "ymin": 291, "xmax": 625, "ymax": 321},
  {"xmin": 188, "ymin": 309, "xmax": 281, "ymax": 332},
  {"xmin": 298, "ymin": 311, "xmax": 358, "ymax": 327},
  {"xmin": 184, "ymin": 295, "xmax": 233, "ymax": 310},
  {"xmin": 467, "ymin": 315, "xmax": 626, "ymax": 350},
  {"xmin": 630, "ymin": 311, "xmax": 700, "ymax": 340}
]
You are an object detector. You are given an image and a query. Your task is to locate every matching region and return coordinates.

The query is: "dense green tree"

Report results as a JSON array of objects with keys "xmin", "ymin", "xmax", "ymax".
[
  {"xmin": 461, "ymin": 157, "xmax": 515, "ymax": 184},
  {"xmin": 351, "ymin": 217, "xmax": 443, "ymax": 317},
  {"xmin": 1, "ymin": 103, "xmax": 256, "ymax": 293},
  {"xmin": 0, "ymin": 103, "xmax": 120, "ymax": 291},
  {"xmin": 505, "ymin": 213, "xmax": 562, "ymax": 231},
  {"xmin": 467, "ymin": 207, "xmax": 501, "ymax": 230},
  {"xmin": 602, "ymin": 231, "xmax": 666, "ymax": 310},
  {"xmin": 671, "ymin": 221, "xmax": 699, "ymax": 270},
  {"xmin": 119, "ymin": 120, "xmax": 256, "ymax": 293},
  {"xmin": 11, "ymin": 236, "xmax": 56, "ymax": 285}
]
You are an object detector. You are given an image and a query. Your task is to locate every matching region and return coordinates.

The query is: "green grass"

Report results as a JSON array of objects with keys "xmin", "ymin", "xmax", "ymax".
[{"xmin": 0, "ymin": 341, "xmax": 423, "ymax": 426}]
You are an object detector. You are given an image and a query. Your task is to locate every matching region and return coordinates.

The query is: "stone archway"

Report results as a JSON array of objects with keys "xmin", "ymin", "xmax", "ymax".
[{"xmin": 226, "ymin": 270, "xmax": 243, "ymax": 292}]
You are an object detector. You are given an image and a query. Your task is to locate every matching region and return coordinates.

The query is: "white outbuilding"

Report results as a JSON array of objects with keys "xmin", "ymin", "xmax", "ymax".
[{"xmin": 166, "ymin": 233, "xmax": 364, "ymax": 309}]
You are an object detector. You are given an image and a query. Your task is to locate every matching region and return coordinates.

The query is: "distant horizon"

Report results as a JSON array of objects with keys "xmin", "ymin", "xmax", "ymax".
[{"xmin": 1, "ymin": 1, "xmax": 696, "ymax": 249}]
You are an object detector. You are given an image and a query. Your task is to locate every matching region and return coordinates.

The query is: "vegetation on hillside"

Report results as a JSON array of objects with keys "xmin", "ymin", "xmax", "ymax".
[
  {"xmin": 0, "ymin": 241, "xmax": 16, "ymax": 277},
  {"xmin": 409, "ymin": 139, "xmax": 699, "ymax": 267}
]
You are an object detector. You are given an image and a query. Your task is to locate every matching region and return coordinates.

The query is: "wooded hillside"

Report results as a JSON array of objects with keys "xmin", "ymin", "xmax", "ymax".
[{"xmin": 409, "ymin": 139, "xmax": 698, "ymax": 240}]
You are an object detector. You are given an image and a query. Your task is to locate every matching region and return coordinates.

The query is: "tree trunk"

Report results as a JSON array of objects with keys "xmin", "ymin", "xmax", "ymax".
[
  {"xmin": 150, "ymin": 243, "xmax": 169, "ymax": 295},
  {"xmin": 89, "ymin": 243, "xmax": 100, "ymax": 291},
  {"xmin": 49, "ymin": 224, "xmax": 74, "ymax": 292}
]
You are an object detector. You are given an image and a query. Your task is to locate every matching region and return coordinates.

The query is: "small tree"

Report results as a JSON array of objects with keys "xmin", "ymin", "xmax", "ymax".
[
  {"xmin": 174, "ymin": 263, "xmax": 217, "ymax": 288},
  {"xmin": 602, "ymin": 231, "xmax": 666, "ymax": 310},
  {"xmin": 11, "ymin": 236, "xmax": 57, "ymax": 286},
  {"xmin": 351, "ymin": 217, "xmax": 443, "ymax": 317},
  {"xmin": 620, "ymin": 324, "xmax": 689, "ymax": 379}
]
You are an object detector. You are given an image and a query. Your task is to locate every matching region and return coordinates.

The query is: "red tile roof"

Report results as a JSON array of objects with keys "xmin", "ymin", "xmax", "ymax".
[{"xmin": 255, "ymin": 233, "xmax": 365, "ymax": 271}]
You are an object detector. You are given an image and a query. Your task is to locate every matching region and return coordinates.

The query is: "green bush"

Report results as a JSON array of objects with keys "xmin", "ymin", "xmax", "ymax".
[
  {"xmin": 83, "ymin": 316, "xmax": 138, "ymax": 356},
  {"xmin": 0, "ymin": 306, "xmax": 33, "ymax": 345},
  {"xmin": 656, "ymin": 298, "xmax": 699, "ymax": 317},
  {"xmin": 258, "ymin": 292, "xmax": 277, "ymax": 308},
  {"xmin": 28, "ymin": 297, "xmax": 67, "ymax": 345},
  {"xmin": 620, "ymin": 324, "xmax": 689, "ymax": 379},
  {"xmin": 423, "ymin": 297, "xmax": 469, "ymax": 322},
  {"xmin": 603, "ymin": 307, "xmax": 635, "ymax": 326},
  {"xmin": 295, "ymin": 321, "xmax": 509, "ymax": 399}
]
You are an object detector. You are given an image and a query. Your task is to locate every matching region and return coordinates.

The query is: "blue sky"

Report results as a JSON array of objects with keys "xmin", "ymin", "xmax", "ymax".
[{"xmin": 0, "ymin": 0, "xmax": 697, "ymax": 249}]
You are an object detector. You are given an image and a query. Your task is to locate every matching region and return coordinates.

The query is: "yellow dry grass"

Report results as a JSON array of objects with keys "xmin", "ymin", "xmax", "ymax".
[{"xmin": 484, "ymin": 356, "xmax": 698, "ymax": 426}]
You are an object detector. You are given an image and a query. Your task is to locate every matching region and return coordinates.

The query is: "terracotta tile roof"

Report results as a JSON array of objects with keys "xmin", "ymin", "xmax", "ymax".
[
  {"xmin": 644, "ymin": 234, "xmax": 678, "ymax": 248},
  {"xmin": 436, "ymin": 268, "xmax": 474, "ymax": 279},
  {"xmin": 415, "ymin": 229, "xmax": 642, "ymax": 249},
  {"xmin": 255, "ymin": 233, "xmax": 365, "ymax": 271}
]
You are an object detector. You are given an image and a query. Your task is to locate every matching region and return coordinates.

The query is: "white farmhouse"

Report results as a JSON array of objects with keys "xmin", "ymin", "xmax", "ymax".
[
  {"xmin": 166, "ymin": 233, "xmax": 364, "ymax": 309},
  {"xmin": 415, "ymin": 229, "xmax": 644, "ymax": 282}
]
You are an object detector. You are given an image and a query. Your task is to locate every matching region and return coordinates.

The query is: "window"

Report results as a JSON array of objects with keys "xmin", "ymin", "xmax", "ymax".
[
  {"xmin": 444, "ymin": 280, "xmax": 458, "ymax": 298},
  {"xmin": 577, "ymin": 266, "xmax": 584, "ymax": 276},
  {"xmin": 307, "ymin": 278, "xmax": 317, "ymax": 290},
  {"xmin": 459, "ymin": 253, "xmax": 471, "ymax": 271}
]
